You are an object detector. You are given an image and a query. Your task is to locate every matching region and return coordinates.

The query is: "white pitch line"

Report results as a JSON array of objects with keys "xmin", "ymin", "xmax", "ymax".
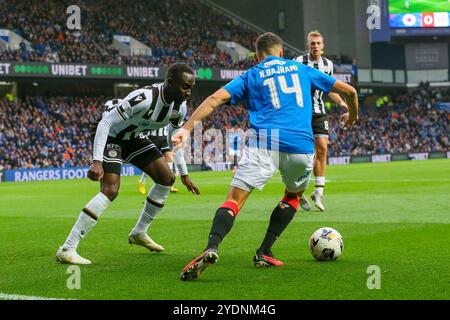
[{"xmin": 0, "ymin": 293, "xmax": 69, "ymax": 300}]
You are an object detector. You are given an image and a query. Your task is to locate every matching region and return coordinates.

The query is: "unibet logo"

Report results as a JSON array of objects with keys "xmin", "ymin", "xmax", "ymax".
[{"xmin": 197, "ymin": 68, "xmax": 213, "ymax": 80}]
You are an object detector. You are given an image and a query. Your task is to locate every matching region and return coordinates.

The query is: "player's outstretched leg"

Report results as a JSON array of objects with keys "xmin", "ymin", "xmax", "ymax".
[
  {"xmin": 180, "ymin": 200, "xmax": 240, "ymax": 281},
  {"xmin": 57, "ymin": 174, "xmax": 118, "ymax": 264},
  {"xmin": 138, "ymin": 173, "xmax": 148, "ymax": 195},
  {"xmin": 300, "ymin": 194, "xmax": 311, "ymax": 211},
  {"xmin": 254, "ymin": 193, "xmax": 299, "ymax": 267},
  {"xmin": 128, "ymin": 183, "xmax": 171, "ymax": 252},
  {"xmin": 129, "ymin": 157, "xmax": 174, "ymax": 252},
  {"xmin": 180, "ymin": 249, "xmax": 220, "ymax": 281}
]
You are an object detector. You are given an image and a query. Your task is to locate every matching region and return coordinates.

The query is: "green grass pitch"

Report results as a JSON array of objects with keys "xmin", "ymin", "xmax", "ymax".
[
  {"xmin": 0, "ymin": 159, "xmax": 449, "ymax": 300},
  {"xmin": 388, "ymin": 0, "xmax": 450, "ymax": 14}
]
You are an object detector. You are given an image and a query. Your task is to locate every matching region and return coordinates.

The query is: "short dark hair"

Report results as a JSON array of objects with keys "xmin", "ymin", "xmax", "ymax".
[
  {"xmin": 166, "ymin": 62, "xmax": 194, "ymax": 80},
  {"xmin": 255, "ymin": 32, "xmax": 283, "ymax": 54}
]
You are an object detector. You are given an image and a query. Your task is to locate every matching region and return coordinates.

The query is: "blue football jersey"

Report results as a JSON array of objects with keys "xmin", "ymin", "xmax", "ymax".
[{"xmin": 224, "ymin": 55, "xmax": 336, "ymax": 153}]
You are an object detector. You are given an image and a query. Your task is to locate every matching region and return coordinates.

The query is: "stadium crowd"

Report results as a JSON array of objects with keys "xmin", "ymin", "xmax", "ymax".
[
  {"xmin": 1, "ymin": 83, "xmax": 449, "ymax": 170},
  {"xmin": 0, "ymin": 0, "xmax": 273, "ymax": 68},
  {"xmin": 328, "ymin": 82, "xmax": 449, "ymax": 156},
  {"xmin": 0, "ymin": 96, "xmax": 104, "ymax": 169}
]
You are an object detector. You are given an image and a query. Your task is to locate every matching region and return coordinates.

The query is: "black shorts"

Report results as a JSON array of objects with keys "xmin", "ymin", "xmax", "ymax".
[
  {"xmin": 93, "ymin": 133, "xmax": 162, "ymax": 175},
  {"xmin": 147, "ymin": 134, "xmax": 171, "ymax": 154},
  {"xmin": 312, "ymin": 114, "xmax": 329, "ymax": 137}
]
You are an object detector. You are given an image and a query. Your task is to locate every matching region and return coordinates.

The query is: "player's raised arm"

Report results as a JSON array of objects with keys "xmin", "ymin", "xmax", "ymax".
[
  {"xmin": 328, "ymin": 91, "xmax": 352, "ymax": 126},
  {"xmin": 305, "ymin": 66, "xmax": 358, "ymax": 129},
  {"xmin": 184, "ymin": 88, "xmax": 231, "ymax": 131},
  {"xmin": 328, "ymin": 92, "xmax": 349, "ymax": 112},
  {"xmin": 172, "ymin": 88, "xmax": 231, "ymax": 146},
  {"xmin": 329, "ymin": 80, "xmax": 359, "ymax": 128},
  {"xmin": 326, "ymin": 59, "xmax": 349, "ymax": 113}
]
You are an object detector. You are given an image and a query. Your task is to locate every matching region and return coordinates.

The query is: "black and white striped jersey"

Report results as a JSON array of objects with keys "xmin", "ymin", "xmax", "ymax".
[
  {"xmin": 92, "ymin": 83, "xmax": 187, "ymax": 161},
  {"xmin": 293, "ymin": 55, "xmax": 334, "ymax": 115},
  {"xmin": 149, "ymin": 126, "xmax": 169, "ymax": 138},
  {"xmin": 101, "ymin": 83, "xmax": 187, "ymax": 140}
]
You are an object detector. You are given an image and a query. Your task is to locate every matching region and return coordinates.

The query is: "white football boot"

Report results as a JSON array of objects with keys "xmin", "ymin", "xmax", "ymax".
[
  {"xmin": 300, "ymin": 194, "xmax": 312, "ymax": 211},
  {"xmin": 310, "ymin": 192, "xmax": 325, "ymax": 212},
  {"xmin": 56, "ymin": 247, "xmax": 92, "ymax": 265},
  {"xmin": 128, "ymin": 231, "xmax": 165, "ymax": 252}
]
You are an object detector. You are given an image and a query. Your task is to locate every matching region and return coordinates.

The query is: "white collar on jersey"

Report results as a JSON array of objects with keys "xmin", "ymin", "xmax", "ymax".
[{"xmin": 308, "ymin": 53, "xmax": 323, "ymax": 64}]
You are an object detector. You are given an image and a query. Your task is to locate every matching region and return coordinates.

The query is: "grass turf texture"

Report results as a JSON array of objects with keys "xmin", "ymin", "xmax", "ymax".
[
  {"xmin": 388, "ymin": 0, "xmax": 450, "ymax": 14},
  {"xmin": 0, "ymin": 159, "xmax": 449, "ymax": 300}
]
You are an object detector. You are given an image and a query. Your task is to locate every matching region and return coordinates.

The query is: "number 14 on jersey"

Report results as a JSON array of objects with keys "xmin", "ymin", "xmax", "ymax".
[{"xmin": 263, "ymin": 73, "xmax": 303, "ymax": 109}]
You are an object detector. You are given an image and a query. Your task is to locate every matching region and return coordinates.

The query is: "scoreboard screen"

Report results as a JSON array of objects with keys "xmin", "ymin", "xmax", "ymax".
[{"xmin": 388, "ymin": 0, "xmax": 450, "ymax": 28}]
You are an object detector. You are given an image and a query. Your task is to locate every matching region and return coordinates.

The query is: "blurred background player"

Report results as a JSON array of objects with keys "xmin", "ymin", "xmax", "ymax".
[
  {"xmin": 293, "ymin": 31, "xmax": 350, "ymax": 212},
  {"xmin": 137, "ymin": 120, "xmax": 194, "ymax": 195},
  {"xmin": 173, "ymin": 32, "xmax": 358, "ymax": 281},
  {"xmin": 56, "ymin": 63, "xmax": 199, "ymax": 265}
]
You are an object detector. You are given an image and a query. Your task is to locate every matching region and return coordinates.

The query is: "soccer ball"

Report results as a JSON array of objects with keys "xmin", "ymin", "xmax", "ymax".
[{"xmin": 309, "ymin": 227, "xmax": 344, "ymax": 261}]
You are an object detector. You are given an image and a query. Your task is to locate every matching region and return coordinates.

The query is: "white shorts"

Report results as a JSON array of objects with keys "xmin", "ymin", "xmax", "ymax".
[{"xmin": 231, "ymin": 147, "xmax": 314, "ymax": 193}]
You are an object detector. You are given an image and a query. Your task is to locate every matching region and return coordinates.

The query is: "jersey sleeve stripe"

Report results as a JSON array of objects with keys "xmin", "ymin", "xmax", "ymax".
[
  {"xmin": 128, "ymin": 93, "xmax": 146, "ymax": 107},
  {"xmin": 142, "ymin": 87, "xmax": 159, "ymax": 120},
  {"xmin": 116, "ymin": 105, "xmax": 127, "ymax": 121}
]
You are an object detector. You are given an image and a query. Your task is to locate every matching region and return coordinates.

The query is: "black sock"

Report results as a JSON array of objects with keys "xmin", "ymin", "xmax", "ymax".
[
  {"xmin": 258, "ymin": 202, "xmax": 296, "ymax": 255},
  {"xmin": 206, "ymin": 207, "xmax": 236, "ymax": 250}
]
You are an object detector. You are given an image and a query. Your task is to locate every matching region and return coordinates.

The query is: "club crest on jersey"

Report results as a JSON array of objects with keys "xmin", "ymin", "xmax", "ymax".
[
  {"xmin": 170, "ymin": 111, "xmax": 180, "ymax": 119},
  {"xmin": 108, "ymin": 150, "xmax": 118, "ymax": 158}
]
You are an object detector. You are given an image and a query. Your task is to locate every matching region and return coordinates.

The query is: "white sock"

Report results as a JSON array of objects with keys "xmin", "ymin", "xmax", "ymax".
[
  {"xmin": 139, "ymin": 173, "xmax": 148, "ymax": 184},
  {"xmin": 132, "ymin": 184, "xmax": 171, "ymax": 235},
  {"xmin": 314, "ymin": 176, "xmax": 325, "ymax": 197},
  {"xmin": 63, "ymin": 192, "xmax": 112, "ymax": 251}
]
